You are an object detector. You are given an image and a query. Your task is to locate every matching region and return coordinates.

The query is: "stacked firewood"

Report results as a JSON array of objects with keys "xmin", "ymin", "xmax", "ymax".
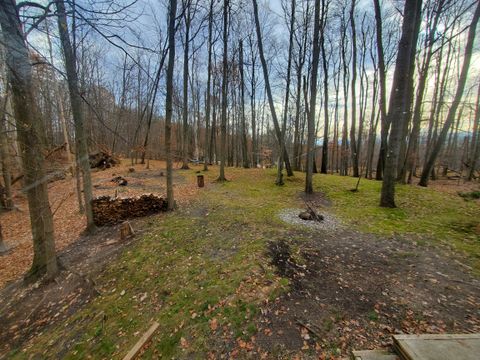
[{"xmin": 92, "ymin": 194, "xmax": 168, "ymax": 226}]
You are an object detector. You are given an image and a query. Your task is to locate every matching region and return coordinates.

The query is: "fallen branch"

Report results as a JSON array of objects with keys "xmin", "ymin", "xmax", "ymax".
[{"xmin": 123, "ymin": 321, "xmax": 159, "ymax": 360}]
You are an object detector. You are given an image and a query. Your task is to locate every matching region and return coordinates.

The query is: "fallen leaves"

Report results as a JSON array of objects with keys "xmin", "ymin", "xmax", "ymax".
[{"xmin": 0, "ymin": 160, "xmax": 202, "ymax": 288}]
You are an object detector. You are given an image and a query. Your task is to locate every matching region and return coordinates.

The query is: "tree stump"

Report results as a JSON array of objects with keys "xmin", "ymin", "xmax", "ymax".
[
  {"xmin": 197, "ymin": 175, "xmax": 204, "ymax": 188},
  {"xmin": 120, "ymin": 221, "xmax": 134, "ymax": 241}
]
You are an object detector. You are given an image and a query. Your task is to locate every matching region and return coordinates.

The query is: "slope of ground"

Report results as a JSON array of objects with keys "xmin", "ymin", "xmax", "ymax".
[
  {"xmin": 0, "ymin": 160, "xmax": 197, "ymax": 288},
  {"xmin": 1, "ymin": 167, "xmax": 479, "ymax": 359}
]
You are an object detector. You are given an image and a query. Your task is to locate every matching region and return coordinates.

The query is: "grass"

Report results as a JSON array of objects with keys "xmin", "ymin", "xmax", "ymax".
[
  {"xmin": 10, "ymin": 167, "xmax": 479, "ymax": 358},
  {"xmin": 317, "ymin": 174, "xmax": 480, "ymax": 264}
]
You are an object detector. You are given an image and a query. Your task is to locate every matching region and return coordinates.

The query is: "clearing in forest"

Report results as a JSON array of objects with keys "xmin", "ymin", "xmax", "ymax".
[{"xmin": 0, "ymin": 166, "xmax": 479, "ymax": 359}]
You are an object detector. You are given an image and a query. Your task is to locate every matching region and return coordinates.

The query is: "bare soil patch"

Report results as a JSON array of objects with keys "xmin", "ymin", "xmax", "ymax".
[{"xmin": 256, "ymin": 228, "xmax": 480, "ymax": 358}]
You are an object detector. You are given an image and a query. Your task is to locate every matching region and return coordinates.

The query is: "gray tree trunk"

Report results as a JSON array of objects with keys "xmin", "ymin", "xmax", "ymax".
[
  {"xmin": 165, "ymin": 0, "xmax": 178, "ymax": 210},
  {"xmin": 181, "ymin": 2, "xmax": 192, "ymax": 170},
  {"xmin": 218, "ymin": 0, "xmax": 229, "ymax": 181},
  {"xmin": 305, "ymin": 0, "xmax": 321, "ymax": 193},
  {"xmin": 380, "ymin": 0, "xmax": 422, "ymax": 207},
  {"xmin": 373, "ymin": 0, "xmax": 388, "ymax": 180},
  {"xmin": 0, "ymin": 0, "xmax": 58, "ymax": 280},
  {"xmin": 56, "ymin": 0, "xmax": 96, "ymax": 231}
]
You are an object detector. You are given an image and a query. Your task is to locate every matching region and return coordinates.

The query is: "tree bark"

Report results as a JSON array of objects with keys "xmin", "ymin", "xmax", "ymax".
[
  {"xmin": 239, "ymin": 40, "xmax": 249, "ymax": 169},
  {"xmin": 373, "ymin": 0, "xmax": 388, "ymax": 180},
  {"xmin": 56, "ymin": 0, "xmax": 96, "ymax": 232},
  {"xmin": 181, "ymin": 1, "xmax": 192, "ymax": 170},
  {"xmin": 0, "ymin": 93, "xmax": 13, "ymax": 210},
  {"xmin": 279, "ymin": 0, "xmax": 296, "ymax": 181},
  {"xmin": 380, "ymin": 0, "xmax": 422, "ymax": 207},
  {"xmin": 349, "ymin": 0, "xmax": 359, "ymax": 178},
  {"xmin": 218, "ymin": 0, "xmax": 229, "ymax": 181},
  {"xmin": 305, "ymin": 0, "xmax": 321, "ymax": 193},
  {"xmin": 203, "ymin": 0, "xmax": 214, "ymax": 171},
  {"xmin": 0, "ymin": 0, "xmax": 58, "ymax": 280},
  {"xmin": 164, "ymin": 0, "xmax": 177, "ymax": 210},
  {"xmin": 320, "ymin": 1, "xmax": 329, "ymax": 174}
]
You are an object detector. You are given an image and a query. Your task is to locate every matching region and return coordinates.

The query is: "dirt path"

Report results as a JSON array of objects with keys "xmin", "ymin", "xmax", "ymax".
[{"xmin": 256, "ymin": 223, "xmax": 480, "ymax": 358}]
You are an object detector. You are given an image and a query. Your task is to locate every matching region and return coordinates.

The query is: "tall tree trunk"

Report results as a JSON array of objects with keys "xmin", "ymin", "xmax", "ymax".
[
  {"xmin": 0, "ymin": 0, "xmax": 58, "ymax": 280},
  {"xmin": 45, "ymin": 19, "xmax": 72, "ymax": 169},
  {"xmin": 349, "ymin": 0, "xmax": 359, "ymax": 177},
  {"xmin": 320, "ymin": 1, "xmax": 329, "ymax": 174},
  {"xmin": 305, "ymin": 0, "xmax": 321, "ymax": 193},
  {"xmin": 380, "ymin": 0, "xmax": 422, "ymax": 207},
  {"xmin": 279, "ymin": 0, "xmax": 296, "ymax": 181},
  {"xmin": 203, "ymin": 0, "xmax": 214, "ymax": 171},
  {"xmin": 218, "ymin": 0, "xmax": 229, "ymax": 181},
  {"xmin": 340, "ymin": 16, "xmax": 350, "ymax": 176},
  {"xmin": 56, "ymin": 0, "xmax": 96, "ymax": 232},
  {"xmin": 239, "ymin": 40, "xmax": 249, "ymax": 169},
  {"xmin": 164, "ymin": 0, "xmax": 177, "ymax": 210},
  {"xmin": 0, "ymin": 95, "xmax": 13, "ymax": 210},
  {"xmin": 252, "ymin": 0, "xmax": 292, "ymax": 185},
  {"xmin": 181, "ymin": 3, "xmax": 192, "ymax": 169},
  {"xmin": 249, "ymin": 36, "xmax": 258, "ymax": 168},
  {"xmin": 373, "ymin": 0, "xmax": 388, "ymax": 180},
  {"xmin": 420, "ymin": 1, "xmax": 480, "ymax": 186}
]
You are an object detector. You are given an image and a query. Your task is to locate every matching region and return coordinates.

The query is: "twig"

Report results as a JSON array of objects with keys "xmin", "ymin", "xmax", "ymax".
[{"xmin": 296, "ymin": 318, "xmax": 322, "ymax": 338}]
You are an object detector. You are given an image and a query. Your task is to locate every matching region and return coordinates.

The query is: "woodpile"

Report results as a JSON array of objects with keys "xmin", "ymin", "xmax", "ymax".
[
  {"xmin": 89, "ymin": 150, "xmax": 119, "ymax": 169},
  {"xmin": 92, "ymin": 194, "xmax": 168, "ymax": 226}
]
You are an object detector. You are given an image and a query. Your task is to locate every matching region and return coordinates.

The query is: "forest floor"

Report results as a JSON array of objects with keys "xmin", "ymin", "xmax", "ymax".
[
  {"xmin": 0, "ymin": 160, "xmax": 198, "ymax": 288},
  {"xmin": 0, "ymin": 165, "xmax": 479, "ymax": 359}
]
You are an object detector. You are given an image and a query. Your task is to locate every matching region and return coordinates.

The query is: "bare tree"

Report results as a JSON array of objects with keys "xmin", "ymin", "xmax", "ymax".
[
  {"xmin": 373, "ymin": 0, "xmax": 388, "ymax": 180},
  {"xmin": 56, "ymin": 0, "xmax": 96, "ymax": 232},
  {"xmin": 305, "ymin": 0, "xmax": 321, "ymax": 193},
  {"xmin": 380, "ymin": 0, "xmax": 422, "ymax": 207},
  {"xmin": 165, "ymin": 0, "xmax": 178, "ymax": 210},
  {"xmin": 0, "ymin": 0, "xmax": 58, "ymax": 280},
  {"xmin": 252, "ymin": 0, "xmax": 292, "ymax": 185},
  {"xmin": 217, "ymin": 0, "xmax": 229, "ymax": 182},
  {"xmin": 320, "ymin": 0, "xmax": 330, "ymax": 174},
  {"xmin": 419, "ymin": 0, "xmax": 480, "ymax": 187},
  {"xmin": 349, "ymin": 0, "xmax": 359, "ymax": 178}
]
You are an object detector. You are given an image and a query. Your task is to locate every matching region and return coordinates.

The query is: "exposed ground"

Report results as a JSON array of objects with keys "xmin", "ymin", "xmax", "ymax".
[
  {"xmin": 0, "ymin": 160, "xmax": 197, "ymax": 288},
  {"xmin": 0, "ymin": 166, "xmax": 479, "ymax": 359}
]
